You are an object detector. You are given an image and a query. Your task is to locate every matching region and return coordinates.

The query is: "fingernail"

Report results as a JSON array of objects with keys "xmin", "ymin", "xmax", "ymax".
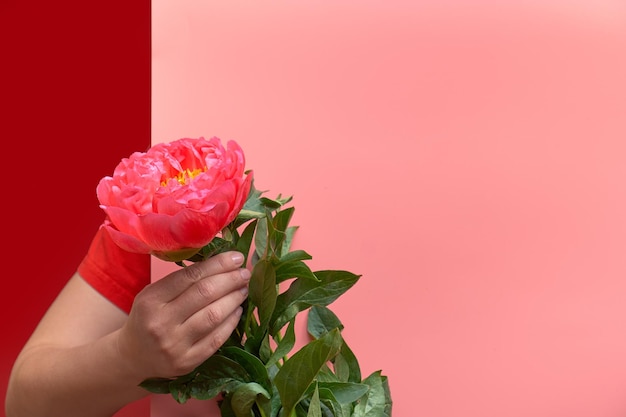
[
  {"xmin": 240, "ymin": 286, "xmax": 249, "ymax": 296},
  {"xmin": 240, "ymin": 268, "xmax": 251, "ymax": 281},
  {"xmin": 231, "ymin": 252, "xmax": 244, "ymax": 265}
]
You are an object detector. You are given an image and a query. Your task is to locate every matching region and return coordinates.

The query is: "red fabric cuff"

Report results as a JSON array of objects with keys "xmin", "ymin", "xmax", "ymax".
[{"xmin": 78, "ymin": 225, "xmax": 150, "ymax": 314}]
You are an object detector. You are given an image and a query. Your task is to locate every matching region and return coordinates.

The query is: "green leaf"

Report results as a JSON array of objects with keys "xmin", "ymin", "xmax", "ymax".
[
  {"xmin": 271, "ymin": 271, "xmax": 361, "ymax": 333},
  {"xmin": 280, "ymin": 226, "xmax": 299, "ymax": 258},
  {"xmin": 260, "ymin": 332, "xmax": 272, "ymax": 363},
  {"xmin": 269, "ymin": 382, "xmax": 283, "ymax": 417},
  {"xmin": 268, "ymin": 227, "xmax": 287, "ymax": 258},
  {"xmin": 221, "ymin": 346, "xmax": 272, "ymax": 393},
  {"xmin": 264, "ymin": 207, "xmax": 297, "ymax": 258},
  {"xmin": 150, "ymin": 371, "xmax": 197, "ymax": 403},
  {"xmin": 239, "ymin": 182, "xmax": 265, "ymax": 211},
  {"xmin": 274, "ymin": 329, "xmax": 343, "ymax": 417},
  {"xmin": 219, "ymin": 393, "xmax": 238, "ymax": 417},
  {"xmin": 307, "ymin": 306, "xmax": 343, "ymax": 339},
  {"xmin": 138, "ymin": 377, "xmax": 173, "ymax": 394},
  {"xmin": 249, "ymin": 259, "xmax": 277, "ymax": 332},
  {"xmin": 236, "ymin": 209, "xmax": 266, "ymax": 221},
  {"xmin": 352, "ymin": 371, "xmax": 392, "ymax": 417},
  {"xmin": 315, "ymin": 364, "xmax": 339, "ymax": 383},
  {"xmin": 306, "ymin": 306, "xmax": 363, "ymax": 382},
  {"xmin": 255, "ymin": 217, "xmax": 269, "ymax": 258},
  {"xmin": 186, "ymin": 379, "xmax": 242, "ymax": 402},
  {"xmin": 244, "ymin": 328, "xmax": 264, "ymax": 357},
  {"xmin": 381, "ymin": 374, "xmax": 393, "ymax": 417},
  {"xmin": 317, "ymin": 387, "xmax": 348, "ymax": 417},
  {"xmin": 301, "ymin": 381, "xmax": 368, "ymax": 417},
  {"xmin": 182, "ymin": 354, "xmax": 250, "ymax": 401},
  {"xmin": 236, "ymin": 219, "xmax": 258, "ymax": 265},
  {"xmin": 275, "ymin": 260, "xmax": 319, "ymax": 284},
  {"xmin": 307, "ymin": 384, "xmax": 322, "ymax": 417},
  {"xmin": 186, "ymin": 236, "xmax": 233, "ymax": 262},
  {"xmin": 335, "ymin": 341, "xmax": 361, "ymax": 383},
  {"xmin": 141, "ymin": 354, "xmax": 250, "ymax": 404},
  {"xmin": 332, "ymin": 350, "xmax": 350, "ymax": 382},
  {"xmin": 259, "ymin": 193, "xmax": 292, "ymax": 209},
  {"xmin": 266, "ymin": 318, "xmax": 296, "ymax": 368},
  {"xmin": 260, "ymin": 196, "xmax": 285, "ymax": 209},
  {"xmin": 314, "ymin": 382, "xmax": 369, "ymax": 405},
  {"xmin": 295, "ymin": 398, "xmax": 334, "ymax": 417},
  {"xmin": 231, "ymin": 382, "xmax": 271, "ymax": 417},
  {"xmin": 279, "ymin": 250, "xmax": 312, "ymax": 263},
  {"xmin": 273, "ymin": 207, "xmax": 295, "ymax": 234},
  {"xmin": 235, "ymin": 186, "xmax": 266, "ymax": 224}
]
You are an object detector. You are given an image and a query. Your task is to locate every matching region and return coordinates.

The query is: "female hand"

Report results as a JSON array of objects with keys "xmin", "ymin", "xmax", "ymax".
[{"xmin": 116, "ymin": 251, "xmax": 251, "ymax": 381}]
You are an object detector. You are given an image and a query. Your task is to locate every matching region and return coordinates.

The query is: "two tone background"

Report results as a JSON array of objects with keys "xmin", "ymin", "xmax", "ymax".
[{"xmin": 4, "ymin": 1, "xmax": 626, "ymax": 416}]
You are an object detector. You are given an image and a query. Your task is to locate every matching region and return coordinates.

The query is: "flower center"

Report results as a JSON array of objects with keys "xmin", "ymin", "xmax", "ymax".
[{"xmin": 162, "ymin": 168, "xmax": 204, "ymax": 186}]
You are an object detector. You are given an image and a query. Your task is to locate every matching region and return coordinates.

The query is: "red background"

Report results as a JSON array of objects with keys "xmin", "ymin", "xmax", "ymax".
[{"xmin": 1, "ymin": 1, "xmax": 150, "ymax": 416}]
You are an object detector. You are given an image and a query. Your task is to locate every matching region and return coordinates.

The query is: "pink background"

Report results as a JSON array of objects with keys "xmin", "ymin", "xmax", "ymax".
[{"xmin": 151, "ymin": 1, "xmax": 626, "ymax": 416}]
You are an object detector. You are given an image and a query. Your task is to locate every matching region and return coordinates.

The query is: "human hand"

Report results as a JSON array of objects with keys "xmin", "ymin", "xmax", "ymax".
[{"xmin": 115, "ymin": 251, "xmax": 250, "ymax": 381}]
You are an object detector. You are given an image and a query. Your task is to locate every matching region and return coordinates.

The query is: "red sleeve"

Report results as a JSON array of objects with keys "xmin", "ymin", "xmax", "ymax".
[{"xmin": 78, "ymin": 226, "xmax": 150, "ymax": 314}]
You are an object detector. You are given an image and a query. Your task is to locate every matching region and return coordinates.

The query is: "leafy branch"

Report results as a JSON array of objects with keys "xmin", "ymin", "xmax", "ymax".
[{"xmin": 141, "ymin": 180, "xmax": 392, "ymax": 417}]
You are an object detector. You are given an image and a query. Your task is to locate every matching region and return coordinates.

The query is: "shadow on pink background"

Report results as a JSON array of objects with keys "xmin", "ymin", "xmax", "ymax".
[{"xmin": 150, "ymin": 1, "xmax": 626, "ymax": 416}]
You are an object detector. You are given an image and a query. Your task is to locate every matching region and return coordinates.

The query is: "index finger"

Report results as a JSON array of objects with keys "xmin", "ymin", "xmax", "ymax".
[{"xmin": 150, "ymin": 251, "xmax": 245, "ymax": 302}]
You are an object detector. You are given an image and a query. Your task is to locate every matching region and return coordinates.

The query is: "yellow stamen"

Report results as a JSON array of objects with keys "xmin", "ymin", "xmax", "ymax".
[{"xmin": 162, "ymin": 168, "xmax": 204, "ymax": 187}]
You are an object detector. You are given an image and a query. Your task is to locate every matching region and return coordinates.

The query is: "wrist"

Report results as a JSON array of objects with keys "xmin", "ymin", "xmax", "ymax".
[{"xmin": 110, "ymin": 328, "xmax": 150, "ymax": 386}]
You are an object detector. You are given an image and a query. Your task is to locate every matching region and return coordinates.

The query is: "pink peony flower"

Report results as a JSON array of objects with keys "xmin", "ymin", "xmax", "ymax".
[{"xmin": 96, "ymin": 137, "xmax": 253, "ymax": 261}]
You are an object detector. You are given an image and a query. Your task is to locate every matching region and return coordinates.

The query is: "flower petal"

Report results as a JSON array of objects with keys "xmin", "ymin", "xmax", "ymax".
[
  {"xmin": 169, "ymin": 203, "xmax": 231, "ymax": 248},
  {"xmin": 102, "ymin": 221, "xmax": 152, "ymax": 254}
]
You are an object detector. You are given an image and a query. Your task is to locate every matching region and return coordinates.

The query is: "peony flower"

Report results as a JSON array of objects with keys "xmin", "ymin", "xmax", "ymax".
[{"xmin": 96, "ymin": 136, "xmax": 252, "ymax": 262}]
